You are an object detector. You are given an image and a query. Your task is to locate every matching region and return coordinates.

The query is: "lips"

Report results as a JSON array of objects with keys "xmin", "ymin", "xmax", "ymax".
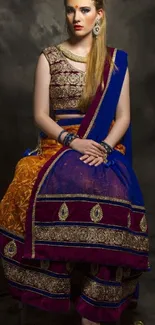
[{"xmin": 74, "ymin": 25, "xmax": 83, "ymax": 29}]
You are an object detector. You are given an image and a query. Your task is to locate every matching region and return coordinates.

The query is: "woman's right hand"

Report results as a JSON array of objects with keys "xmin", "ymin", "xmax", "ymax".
[{"xmin": 70, "ymin": 138, "xmax": 106, "ymax": 157}]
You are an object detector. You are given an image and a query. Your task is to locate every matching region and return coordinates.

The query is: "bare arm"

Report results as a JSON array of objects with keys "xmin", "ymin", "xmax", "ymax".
[
  {"xmin": 103, "ymin": 68, "xmax": 131, "ymax": 148},
  {"xmin": 33, "ymin": 53, "xmax": 66, "ymax": 139}
]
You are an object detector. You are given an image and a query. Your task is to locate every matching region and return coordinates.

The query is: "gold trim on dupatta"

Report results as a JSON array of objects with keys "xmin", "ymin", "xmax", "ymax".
[{"xmin": 83, "ymin": 48, "xmax": 117, "ymax": 139}]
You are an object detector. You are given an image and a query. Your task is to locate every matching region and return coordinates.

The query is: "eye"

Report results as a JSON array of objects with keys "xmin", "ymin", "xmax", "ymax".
[
  {"xmin": 81, "ymin": 8, "xmax": 90, "ymax": 14},
  {"xmin": 66, "ymin": 7, "xmax": 74, "ymax": 14}
]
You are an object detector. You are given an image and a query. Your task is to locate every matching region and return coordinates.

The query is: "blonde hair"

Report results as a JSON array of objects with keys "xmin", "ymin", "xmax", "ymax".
[{"xmin": 64, "ymin": 0, "xmax": 108, "ymax": 112}]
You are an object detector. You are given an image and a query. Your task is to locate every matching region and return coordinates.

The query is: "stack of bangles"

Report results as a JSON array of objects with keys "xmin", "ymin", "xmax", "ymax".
[
  {"xmin": 100, "ymin": 141, "xmax": 113, "ymax": 155},
  {"xmin": 57, "ymin": 130, "xmax": 113, "ymax": 155},
  {"xmin": 57, "ymin": 130, "xmax": 80, "ymax": 146}
]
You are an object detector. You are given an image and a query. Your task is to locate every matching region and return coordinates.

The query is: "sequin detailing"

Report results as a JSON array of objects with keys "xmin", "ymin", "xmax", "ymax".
[
  {"xmin": 42, "ymin": 46, "xmax": 86, "ymax": 113},
  {"xmin": 82, "ymin": 276, "xmax": 137, "ymax": 302},
  {"xmin": 34, "ymin": 225, "xmax": 149, "ymax": 252},
  {"xmin": 58, "ymin": 203, "xmax": 69, "ymax": 221},
  {"xmin": 140, "ymin": 215, "xmax": 147, "ymax": 232},
  {"xmin": 3, "ymin": 260, "xmax": 70, "ymax": 295},
  {"xmin": 90, "ymin": 204, "xmax": 103, "ymax": 223},
  {"xmin": 4, "ymin": 241, "xmax": 17, "ymax": 258}
]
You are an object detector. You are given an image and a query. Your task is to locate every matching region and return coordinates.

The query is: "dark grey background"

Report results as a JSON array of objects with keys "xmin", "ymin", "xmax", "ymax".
[{"xmin": 0, "ymin": 0, "xmax": 155, "ymax": 324}]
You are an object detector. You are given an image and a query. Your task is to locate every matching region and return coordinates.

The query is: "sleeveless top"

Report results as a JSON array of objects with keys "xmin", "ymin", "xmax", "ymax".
[{"xmin": 42, "ymin": 46, "xmax": 86, "ymax": 117}]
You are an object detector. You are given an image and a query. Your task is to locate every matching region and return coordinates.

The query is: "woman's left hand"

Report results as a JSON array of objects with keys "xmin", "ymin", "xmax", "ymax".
[{"xmin": 80, "ymin": 154, "xmax": 107, "ymax": 167}]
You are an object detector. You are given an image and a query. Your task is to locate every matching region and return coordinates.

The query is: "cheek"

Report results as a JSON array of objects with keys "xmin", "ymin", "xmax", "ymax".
[
  {"xmin": 66, "ymin": 15, "xmax": 71, "ymax": 23},
  {"xmin": 66, "ymin": 14, "xmax": 74, "ymax": 24},
  {"xmin": 84, "ymin": 15, "xmax": 96, "ymax": 28}
]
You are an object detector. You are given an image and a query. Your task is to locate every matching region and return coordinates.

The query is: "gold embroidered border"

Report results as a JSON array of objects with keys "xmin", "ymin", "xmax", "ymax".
[
  {"xmin": 34, "ymin": 225, "xmax": 149, "ymax": 252},
  {"xmin": 82, "ymin": 276, "xmax": 138, "ymax": 303},
  {"xmin": 2, "ymin": 259, "xmax": 70, "ymax": 296},
  {"xmin": 83, "ymin": 49, "xmax": 117, "ymax": 139},
  {"xmin": 37, "ymin": 193, "xmax": 145, "ymax": 211},
  {"xmin": 32, "ymin": 149, "xmax": 71, "ymax": 258}
]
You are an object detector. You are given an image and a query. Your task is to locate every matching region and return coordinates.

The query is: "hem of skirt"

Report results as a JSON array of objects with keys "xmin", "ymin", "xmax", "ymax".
[
  {"xmin": 75, "ymin": 295, "xmax": 131, "ymax": 322},
  {"xmin": 8, "ymin": 282, "xmax": 71, "ymax": 313}
]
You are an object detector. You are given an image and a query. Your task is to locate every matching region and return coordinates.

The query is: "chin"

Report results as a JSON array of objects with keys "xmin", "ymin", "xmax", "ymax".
[{"xmin": 73, "ymin": 31, "xmax": 89, "ymax": 37}]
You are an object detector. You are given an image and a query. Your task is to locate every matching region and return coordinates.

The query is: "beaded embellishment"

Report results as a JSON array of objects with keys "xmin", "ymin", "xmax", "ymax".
[
  {"xmin": 4, "ymin": 241, "xmax": 17, "ymax": 258},
  {"xmin": 58, "ymin": 203, "xmax": 69, "ymax": 221},
  {"xmin": 90, "ymin": 204, "xmax": 103, "ymax": 223},
  {"xmin": 140, "ymin": 215, "xmax": 147, "ymax": 232}
]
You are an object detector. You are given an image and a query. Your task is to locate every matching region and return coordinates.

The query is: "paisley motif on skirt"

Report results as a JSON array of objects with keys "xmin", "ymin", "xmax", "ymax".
[
  {"xmin": 58, "ymin": 203, "xmax": 69, "ymax": 221},
  {"xmin": 90, "ymin": 204, "xmax": 103, "ymax": 223},
  {"xmin": 4, "ymin": 241, "xmax": 17, "ymax": 258},
  {"xmin": 140, "ymin": 215, "xmax": 147, "ymax": 232}
]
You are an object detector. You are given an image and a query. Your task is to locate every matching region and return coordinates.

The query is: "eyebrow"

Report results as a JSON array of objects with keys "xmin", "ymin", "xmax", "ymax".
[{"xmin": 66, "ymin": 6, "xmax": 91, "ymax": 9}]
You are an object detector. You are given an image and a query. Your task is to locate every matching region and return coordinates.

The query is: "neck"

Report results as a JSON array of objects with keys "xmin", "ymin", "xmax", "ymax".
[{"xmin": 67, "ymin": 33, "xmax": 93, "ymax": 55}]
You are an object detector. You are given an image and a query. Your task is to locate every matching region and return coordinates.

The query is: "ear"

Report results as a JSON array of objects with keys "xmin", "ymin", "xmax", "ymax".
[{"xmin": 97, "ymin": 8, "xmax": 104, "ymax": 20}]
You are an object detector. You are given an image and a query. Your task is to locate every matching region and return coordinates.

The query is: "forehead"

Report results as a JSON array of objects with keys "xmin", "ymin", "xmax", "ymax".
[{"xmin": 66, "ymin": 0, "xmax": 94, "ymax": 7}]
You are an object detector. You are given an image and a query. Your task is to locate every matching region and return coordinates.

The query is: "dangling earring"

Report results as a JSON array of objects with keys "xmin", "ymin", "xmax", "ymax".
[{"xmin": 93, "ymin": 18, "xmax": 101, "ymax": 38}]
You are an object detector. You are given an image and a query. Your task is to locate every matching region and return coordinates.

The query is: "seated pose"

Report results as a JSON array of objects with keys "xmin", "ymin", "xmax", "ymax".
[{"xmin": 0, "ymin": 0, "xmax": 149, "ymax": 324}]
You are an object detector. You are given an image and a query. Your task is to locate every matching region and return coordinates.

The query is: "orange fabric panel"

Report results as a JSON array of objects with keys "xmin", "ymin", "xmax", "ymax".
[
  {"xmin": 0, "ymin": 123, "xmax": 125, "ymax": 236},
  {"xmin": 0, "ymin": 126, "xmax": 79, "ymax": 236}
]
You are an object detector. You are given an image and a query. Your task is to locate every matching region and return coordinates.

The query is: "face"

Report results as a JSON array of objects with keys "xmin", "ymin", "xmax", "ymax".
[{"xmin": 65, "ymin": 0, "xmax": 104, "ymax": 38}]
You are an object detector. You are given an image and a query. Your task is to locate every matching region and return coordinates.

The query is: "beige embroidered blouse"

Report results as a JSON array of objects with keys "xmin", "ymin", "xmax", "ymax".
[{"xmin": 42, "ymin": 46, "xmax": 86, "ymax": 114}]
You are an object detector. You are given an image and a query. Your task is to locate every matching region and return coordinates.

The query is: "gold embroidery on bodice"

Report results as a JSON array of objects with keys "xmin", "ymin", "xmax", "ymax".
[{"xmin": 42, "ymin": 46, "xmax": 86, "ymax": 114}]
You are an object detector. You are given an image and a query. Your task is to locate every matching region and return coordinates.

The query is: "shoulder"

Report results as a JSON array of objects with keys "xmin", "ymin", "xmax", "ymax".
[
  {"xmin": 107, "ymin": 46, "xmax": 128, "ymax": 58},
  {"xmin": 41, "ymin": 45, "xmax": 61, "ymax": 65},
  {"xmin": 42, "ymin": 45, "xmax": 57, "ymax": 55},
  {"xmin": 107, "ymin": 47, "xmax": 128, "ymax": 71}
]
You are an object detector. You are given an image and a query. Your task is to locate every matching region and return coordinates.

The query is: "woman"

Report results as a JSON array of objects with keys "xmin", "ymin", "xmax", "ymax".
[{"xmin": 0, "ymin": 0, "xmax": 149, "ymax": 324}]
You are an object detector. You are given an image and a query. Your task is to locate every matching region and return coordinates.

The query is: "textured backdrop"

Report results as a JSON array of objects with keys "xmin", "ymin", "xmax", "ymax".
[{"xmin": 0, "ymin": 0, "xmax": 155, "ymax": 324}]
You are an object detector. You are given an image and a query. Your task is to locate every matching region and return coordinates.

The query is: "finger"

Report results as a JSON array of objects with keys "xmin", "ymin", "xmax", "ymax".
[
  {"xmin": 89, "ymin": 157, "xmax": 101, "ymax": 166},
  {"xmin": 80, "ymin": 155, "xmax": 89, "ymax": 161},
  {"xmin": 83, "ymin": 156, "xmax": 95, "ymax": 164},
  {"xmin": 95, "ymin": 159, "xmax": 104, "ymax": 167},
  {"xmin": 90, "ymin": 157, "xmax": 104, "ymax": 166},
  {"xmin": 85, "ymin": 150, "xmax": 103, "ymax": 157}
]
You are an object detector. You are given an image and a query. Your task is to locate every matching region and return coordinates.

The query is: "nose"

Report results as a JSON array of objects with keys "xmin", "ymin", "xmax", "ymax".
[{"xmin": 73, "ymin": 9, "xmax": 81, "ymax": 23}]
